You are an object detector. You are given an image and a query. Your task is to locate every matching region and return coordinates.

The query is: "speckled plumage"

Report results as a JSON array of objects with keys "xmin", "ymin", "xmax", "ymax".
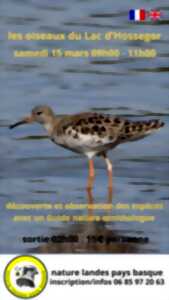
[{"xmin": 51, "ymin": 111, "xmax": 164, "ymax": 158}]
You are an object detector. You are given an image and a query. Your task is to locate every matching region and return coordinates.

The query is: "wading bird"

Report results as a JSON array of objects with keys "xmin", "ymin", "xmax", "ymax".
[{"xmin": 10, "ymin": 105, "xmax": 164, "ymax": 190}]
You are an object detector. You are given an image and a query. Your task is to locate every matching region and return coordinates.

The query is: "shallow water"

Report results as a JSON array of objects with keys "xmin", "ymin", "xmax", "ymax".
[{"xmin": 0, "ymin": 0, "xmax": 169, "ymax": 253}]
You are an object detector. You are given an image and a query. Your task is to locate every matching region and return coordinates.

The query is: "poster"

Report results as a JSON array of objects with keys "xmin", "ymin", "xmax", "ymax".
[{"xmin": 1, "ymin": 0, "xmax": 169, "ymax": 299}]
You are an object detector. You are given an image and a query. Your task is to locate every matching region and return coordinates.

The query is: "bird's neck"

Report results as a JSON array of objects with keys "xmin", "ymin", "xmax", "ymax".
[
  {"xmin": 43, "ymin": 122, "xmax": 53, "ymax": 134},
  {"xmin": 42, "ymin": 116, "xmax": 60, "ymax": 136}
]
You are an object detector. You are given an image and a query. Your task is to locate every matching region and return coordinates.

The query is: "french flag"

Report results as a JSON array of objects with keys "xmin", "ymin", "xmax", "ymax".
[{"xmin": 129, "ymin": 9, "xmax": 146, "ymax": 21}]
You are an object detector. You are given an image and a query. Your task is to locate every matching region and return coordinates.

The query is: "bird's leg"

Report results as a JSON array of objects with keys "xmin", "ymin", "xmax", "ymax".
[
  {"xmin": 86, "ymin": 188, "xmax": 94, "ymax": 217},
  {"xmin": 87, "ymin": 159, "xmax": 95, "ymax": 190},
  {"xmin": 102, "ymin": 153, "xmax": 113, "ymax": 190}
]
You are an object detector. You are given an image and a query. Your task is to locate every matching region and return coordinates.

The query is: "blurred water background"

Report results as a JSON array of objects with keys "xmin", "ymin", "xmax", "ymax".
[{"xmin": 0, "ymin": 0, "xmax": 169, "ymax": 253}]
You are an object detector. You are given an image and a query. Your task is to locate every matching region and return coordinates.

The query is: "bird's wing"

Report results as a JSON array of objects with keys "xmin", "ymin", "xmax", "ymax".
[{"xmin": 117, "ymin": 119, "xmax": 164, "ymax": 143}]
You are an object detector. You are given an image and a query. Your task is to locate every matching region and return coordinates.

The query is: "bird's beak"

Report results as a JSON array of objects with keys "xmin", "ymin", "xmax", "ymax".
[{"xmin": 9, "ymin": 115, "xmax": 35, "ymax": 129}]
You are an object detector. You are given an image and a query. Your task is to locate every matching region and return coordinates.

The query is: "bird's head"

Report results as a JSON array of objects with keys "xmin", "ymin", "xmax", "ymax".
[{"xmin": 9, "ymin": 105, "xmax": 55, "ymax": 129}]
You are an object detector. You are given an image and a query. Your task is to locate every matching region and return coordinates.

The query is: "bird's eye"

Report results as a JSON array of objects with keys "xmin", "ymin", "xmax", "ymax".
[{"xmin": 37, "ymin": 111, "xmax": 42, "ymax": 115}]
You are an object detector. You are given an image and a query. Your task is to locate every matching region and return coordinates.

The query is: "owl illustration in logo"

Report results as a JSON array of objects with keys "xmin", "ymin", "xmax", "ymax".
[{"xmin": 15, "ymin": 265, "xmax": 38, "ymax": 288}]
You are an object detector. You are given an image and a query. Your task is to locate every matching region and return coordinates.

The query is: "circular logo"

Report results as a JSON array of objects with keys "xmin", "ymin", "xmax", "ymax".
[{"xmin": 4, "ymin": 255, "xmax": 48, "ymax": 299}]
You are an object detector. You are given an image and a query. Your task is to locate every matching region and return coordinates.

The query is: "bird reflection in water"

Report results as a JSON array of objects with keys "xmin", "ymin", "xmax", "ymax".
[{"xmin": 33, "ymin": 189, "xmax": 149, "ymax": 254}]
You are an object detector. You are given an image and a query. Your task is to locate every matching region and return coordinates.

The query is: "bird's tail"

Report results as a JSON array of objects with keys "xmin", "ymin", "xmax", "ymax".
[{"xmin": 119, "ymin": 119, "xmax": 165, "ymax": 142}]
